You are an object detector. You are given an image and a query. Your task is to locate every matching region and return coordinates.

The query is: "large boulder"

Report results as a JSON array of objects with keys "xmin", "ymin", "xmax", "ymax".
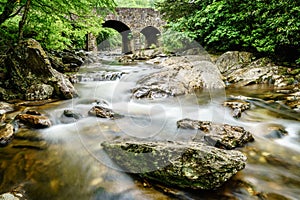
[
  {"xmin": 102, "ymin": 140, "xmax": 247, "ymax": 190},
  {"xmin": 215, "ymin": 51, "xmax": 299, "ymax": 88},
  {"xmin": 215, "ymin": 51, "xmax": 254, "ymax": 75},
  {"xmin": 132, "ymin": 56, "xmax": 225, "ymax": 99},
  {"xmin": 4, "ymin": 39, "xmax": 78, "ymax": 100},
  {"xmin": 177, "ymin": 118, "xmax": 254, "ymax": 149}
]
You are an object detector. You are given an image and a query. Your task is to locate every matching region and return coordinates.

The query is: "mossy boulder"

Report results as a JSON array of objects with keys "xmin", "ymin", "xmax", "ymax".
[
  {"xmin": 102, "ymin": 140, "xmax": 247, "ymax": 190},
  {"xmin": 4, "ymin": 39, "xmax": 78, "ymax": 100}
]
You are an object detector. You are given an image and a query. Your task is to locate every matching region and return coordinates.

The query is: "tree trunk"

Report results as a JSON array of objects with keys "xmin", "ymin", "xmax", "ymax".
[{"xmin": 18, "ymin": 0, "xmax": 31, "ymax": 42}]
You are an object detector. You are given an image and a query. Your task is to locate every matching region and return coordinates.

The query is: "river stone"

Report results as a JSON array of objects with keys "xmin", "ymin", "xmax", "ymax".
[
  {"xmin": 15, "ymin": 114, "xmax": 51, "ymax": 129},
  {"xmin": 88, "ymin": 106, "xmax": 122, "ymax": 119},
  {"xmin": 0, "ymin": 193, "xmax": 20, "ymax": 200},
  {"xmin": 62, "ymin": 53, "xmax": 84, "ymax": 66},
  {"xmin": 177, "ymin": 118, "xmax": 254, "ymax": 149},
  {"xmin": 0, "ymin": 124, "xmax": 14, "ymax": 147},
  {"xmin": 132, "ymin": 56, "xmax": 225, "ymax": 99},
  {"xmin": 0, "ymin": 102, "xmax": 14, "ymax": 115},
  {"xmin": 5, "ymin": 39, "xmax": 78, "ymax": 99},
  {"xmin": 101, "ymin": 140, "xmax": 247, "ymax": 190},
  {"xmin": 25, "ymin": 84, "xmax": 54, "ymax": 100},
  {"xmin": 224, "ymin": 99, "xmax": 251, "ymax": 118},
  {"xmin": 59, "ymin": 109, "xmax": 83, "ymax": 124}
]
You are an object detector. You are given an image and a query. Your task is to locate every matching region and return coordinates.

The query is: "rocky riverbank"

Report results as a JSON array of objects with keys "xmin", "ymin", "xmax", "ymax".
[{"xmin": 0, "ymin": 45, "xmax": 299, "ymax": 198}]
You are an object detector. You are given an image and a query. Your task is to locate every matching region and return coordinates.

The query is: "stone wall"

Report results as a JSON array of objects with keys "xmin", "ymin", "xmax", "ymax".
[
  {"xmin": 86, "ymin": 8, "xmax": 166, "ymax": 53},
  {"xmin": 105, "ymin": 8, "xmax": 165, "ymax": 32}
]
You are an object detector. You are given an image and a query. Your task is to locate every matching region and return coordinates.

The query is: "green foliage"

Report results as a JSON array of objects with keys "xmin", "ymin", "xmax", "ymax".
[
  {"xmin": 156, "ymin": 0, "xmax": 300, "ymax": 62},
  {"xmin": 0, "ymin": 0, "xmax": 116, "ymax": 50},
  {"xmin": 97, "ymin": 28, "xmax": 122, "ymax": 50},
  {"xmin": 159, "ymin": 29, "xmax": 194, "ymax": 53}
]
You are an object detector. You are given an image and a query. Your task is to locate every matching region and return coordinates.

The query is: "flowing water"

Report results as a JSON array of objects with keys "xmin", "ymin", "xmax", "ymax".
[{"xmin": 0, "ymin": 55, "xmax": 299, "ymax": 200}]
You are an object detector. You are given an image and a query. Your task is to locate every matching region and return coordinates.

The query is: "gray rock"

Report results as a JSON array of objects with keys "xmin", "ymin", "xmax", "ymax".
[
  {"xmin": 59, "ymin": 109, "xmax": 83, "ymax": 124},
  {"xmin": 215, "ymin": 51, "xmax": 254, "ymax": 74},
  {"xmin": 0, "ymin": 124, "xmax": 14, "ymax": 147},
  {"xmin": 62, "ymin": 53, "xmax": 84, "ymax": 66},
  {"xmin": 25, "ymin": 84, "xmax": 54, "ymax": 100},
  {"xmin": 177, "ymin": 118, "xmax": 254, "ymax": 149},
  {"xmin": 132, "ymin": 56, "xmax": 225, "ymax": 99},
  {"xmin": 102, "ymin": 140, "xmax": 247, "ymax": 190}
]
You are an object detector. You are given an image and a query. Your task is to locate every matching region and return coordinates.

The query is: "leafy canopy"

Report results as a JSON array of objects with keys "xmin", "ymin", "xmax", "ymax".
[
  {"xmin": 156, "ymin": 0, "xmax": 300, "ymax": 62},
  {"xmin": 0, "ymin": 0, "xmax": 116, "ymax": 50}
]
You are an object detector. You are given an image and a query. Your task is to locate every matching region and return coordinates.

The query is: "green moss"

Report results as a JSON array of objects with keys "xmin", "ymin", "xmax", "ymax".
[
  {"xmin": 289, "ymin": 68, "xmax": 300, "ymax": 75},
  {"xmin": 284, "ymin": 77, "xmax": 295, "ymax": 85}
]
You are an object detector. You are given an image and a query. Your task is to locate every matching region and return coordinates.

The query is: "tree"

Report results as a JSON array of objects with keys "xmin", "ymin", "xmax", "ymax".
[
  {"xmin": 0, "ymin": 0, "xmax": 116, "ymax": 49},
  {"xmin": 156, "ymin": 0, "xmax": 300, "ymax": 63}
]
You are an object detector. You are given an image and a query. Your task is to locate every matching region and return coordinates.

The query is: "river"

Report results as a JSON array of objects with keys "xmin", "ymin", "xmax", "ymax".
[{"xmin": 0, "ymin": 54, "xmax": 299, "ymax": 200}]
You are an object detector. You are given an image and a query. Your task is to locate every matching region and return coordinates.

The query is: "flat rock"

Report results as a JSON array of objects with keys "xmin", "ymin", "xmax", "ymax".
[
  {"xmin": 15, "ymin": 114, "xmax": 51, "ymax": 129},
  {"xmin": 102, "ymin": 140, "xmax": 247, "ymax": 190},
  {"xmin": 177, "ymin": 118, "xmax": 254, "ymax": 149}
]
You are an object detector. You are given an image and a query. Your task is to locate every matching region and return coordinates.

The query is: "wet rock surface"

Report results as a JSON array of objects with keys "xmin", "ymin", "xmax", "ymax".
[
  {"xmin": 77, "ymin": 71, "xmax": 125, "ymax": 82},
  {"xmin": 88, "ymin": 106, "xmax": 122, "ymax": 119},
  {"xmin": 177, "ymin": 118, "xmax": 254, "ymax": 149},
  {"xmin": 102, "ymin": 140, "xmax": 247, "ymax": 190},
  {"xmin": 0, "ymin": 124, "xmax": 14, "ymax": 147},
  {"xmin": 15, "ymin": 113, "xmax": 51, "ymax": 129},
  {"xmin": 59, "ymin": 109, "xmax": 83, "ymax": 124},
  {"xmin": 132, "ymin": 56, "xmax": 225, "ymax": 99},
  {"xmin": 224, "ymin": 99, "xmax": 251, "ymax": 118},
  {"xmin": 0, "ymin": 102, "xmax": 14, "ymax": 115}
]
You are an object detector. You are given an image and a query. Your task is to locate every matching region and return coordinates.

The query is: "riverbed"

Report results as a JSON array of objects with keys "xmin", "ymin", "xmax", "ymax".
[{"xmin": 0, "ymin": 55, "xmax": 299, "ymax": 200}]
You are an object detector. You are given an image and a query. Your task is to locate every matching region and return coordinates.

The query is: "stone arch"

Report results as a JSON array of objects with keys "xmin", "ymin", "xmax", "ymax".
[
  {"xmin": 103, "ymin": 20, "xmax": 132, "ymax": 53},
  {"xmin": 140, "ymin": 26, "xmax": 161, "ymax": 49}
]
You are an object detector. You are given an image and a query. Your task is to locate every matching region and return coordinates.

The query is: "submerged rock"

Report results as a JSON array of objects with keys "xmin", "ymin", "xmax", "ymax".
[
  {"xmin": 102, "ymin": 140, "xmax": 247, "ymax": 190},
  {"xmin": 88, "ymin": 106, "xmax": 122, "ymax": 119},
  {"xmin": 177, "ymin": 118, "xmax": 254, "ymax": 149},
  {"xmin": 132, "ymin": 56, "xmax": 225, "ymax": 99},
  {"xmin": 0, "ymin": 124, "xmax": 14, "ymax": 147},
  {"xmin": 15, "ymin": 114, "xmax": 51, "ymax": 129},
  {"xmin": 59, "ymin": 109, "xmax": 83, "ymax": 124}
]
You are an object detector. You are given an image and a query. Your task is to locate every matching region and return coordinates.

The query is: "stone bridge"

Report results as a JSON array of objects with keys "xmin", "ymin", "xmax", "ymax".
[{"xmin": 86, "ymin": 8, "xmax": 166, "ymax": 53}]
